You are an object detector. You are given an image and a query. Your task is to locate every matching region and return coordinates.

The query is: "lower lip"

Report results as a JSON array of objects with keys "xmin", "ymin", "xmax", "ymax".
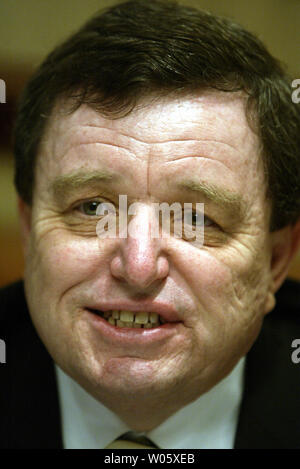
[{"xmin": 85, "ymin": 309, "xmax": 183, "ymax": 346}]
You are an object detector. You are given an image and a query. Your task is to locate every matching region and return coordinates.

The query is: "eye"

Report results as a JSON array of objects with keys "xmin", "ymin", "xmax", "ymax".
[
  {"xmin": 76, "ymin": 200, "xmax": 114, "ymax": 216},
  {"xmin": 78, "ymin": 201, "xmax": 100, "ymax": 216},
  {"xmin": 183, "ymin": 209, "xmax": 215, "ymax": 228}
]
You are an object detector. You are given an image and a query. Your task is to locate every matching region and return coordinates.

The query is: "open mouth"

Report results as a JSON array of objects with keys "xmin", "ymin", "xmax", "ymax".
[{"xmin": 87, "ymin": 309, "xmax": 166, "ymax": 329}]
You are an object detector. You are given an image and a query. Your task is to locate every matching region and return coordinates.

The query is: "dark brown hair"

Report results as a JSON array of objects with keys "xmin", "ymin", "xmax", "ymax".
[{"xmin": 13, "ymin": 0, "xmax": 300, "ymax": 230}]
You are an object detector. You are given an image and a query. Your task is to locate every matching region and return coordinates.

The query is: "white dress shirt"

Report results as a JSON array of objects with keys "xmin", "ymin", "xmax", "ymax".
[{"xmin": 55, "ymin": 357, "xmax": 245, "ymax": 449}]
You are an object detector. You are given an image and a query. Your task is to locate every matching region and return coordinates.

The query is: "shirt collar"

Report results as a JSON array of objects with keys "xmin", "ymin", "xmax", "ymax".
[{"xmin": 55, "ymin": 357, "xmax": 245, "ymax": 449}]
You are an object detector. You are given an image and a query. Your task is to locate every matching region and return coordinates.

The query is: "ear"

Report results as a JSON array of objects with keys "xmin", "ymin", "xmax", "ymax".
[
  {"xmin": 17, "ymin": 197, "xmax": 32, "ymax": 257},
  {"xmin": 269, "ymin": 218, "xmax": 300, "ymax": 294}
]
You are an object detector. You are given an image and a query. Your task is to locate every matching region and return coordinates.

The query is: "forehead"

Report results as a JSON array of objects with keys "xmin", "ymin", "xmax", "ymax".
[
  {"xmin": 43, "ymin": 90, "xmax": 256, "ymax": 155},
  {"xmin": 37, "ymin": 90, "xmax": 266, "ymax": 207}
]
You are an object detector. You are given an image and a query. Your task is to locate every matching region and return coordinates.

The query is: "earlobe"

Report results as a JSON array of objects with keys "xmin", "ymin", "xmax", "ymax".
[
  {"xmin": 264, "ymin": 283, "xmax": 276, "ymax": 314},
  {"xmin": 17, "ymin": 197, "xmax": 32, "ymax": 256},
  {"xmin": 269, "ymin": 219, "xmax": 300, "ymax": 294}
]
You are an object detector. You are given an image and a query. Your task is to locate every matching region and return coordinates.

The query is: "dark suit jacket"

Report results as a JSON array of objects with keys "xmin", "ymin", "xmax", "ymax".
[{"xmin": 0, "ymin": 279, "xmax": 299, "ymax": 449}]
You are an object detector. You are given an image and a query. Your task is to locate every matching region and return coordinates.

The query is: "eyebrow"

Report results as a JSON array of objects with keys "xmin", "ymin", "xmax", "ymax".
[
  {"xmin": 50, "ymin": 171, "xmax": 247, "ymax": 220},
  {"xmin": 50, "ymin": 170, "xmax": 119, "ymax": 203},
  {"xmin": 178, "ymin": 179, "xmax": 248, "ymax": 220}
]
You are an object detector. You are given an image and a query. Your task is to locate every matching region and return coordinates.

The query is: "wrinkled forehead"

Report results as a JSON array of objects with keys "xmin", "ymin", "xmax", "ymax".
[
  {"xmin": 35, "ymin": 90, "xmax": 267, "ymax": 216},
  {"xmin": 32, "ymin": 90, "xmax": 271, "ymax": 229},
  {"xmin": 39, "ymin": 89, "xmax": 260, "ymax": 161}
]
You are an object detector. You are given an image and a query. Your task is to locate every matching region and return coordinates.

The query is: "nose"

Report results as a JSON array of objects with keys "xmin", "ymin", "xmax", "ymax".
[{"xmin": 110, "ymin": 203, "xmax": 169, "ymax": 292}]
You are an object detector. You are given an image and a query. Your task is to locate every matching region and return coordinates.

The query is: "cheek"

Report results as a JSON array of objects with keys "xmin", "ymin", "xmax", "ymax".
[
  {"xmin": 177, "ymin": 246, "xmax": 270, "ymax": 380},
  {"xmin": 182, "ymin": 244, "xmax": 270, "ymax": 333},
  {"xmin": 183, "ymin": 250, "xmax": 235, "ymax": 316},
  {"xmin": 27, "ymin": 231, "xmax": 103, "ymax": 291}
]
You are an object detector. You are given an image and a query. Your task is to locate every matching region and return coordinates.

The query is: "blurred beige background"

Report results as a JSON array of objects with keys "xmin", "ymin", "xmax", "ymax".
[{"xmin": 0, "ymin": 0, "xmax": 300, "ymax": 287}]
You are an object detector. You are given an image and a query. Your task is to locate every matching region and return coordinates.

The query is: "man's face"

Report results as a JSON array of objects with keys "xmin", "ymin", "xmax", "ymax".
[{"xmin": 22, "ymin": 91, "xmax": 275, "ymax": 429}]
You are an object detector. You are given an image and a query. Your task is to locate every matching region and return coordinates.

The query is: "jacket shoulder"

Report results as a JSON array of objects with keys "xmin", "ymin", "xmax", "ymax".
[
  {"xmin": 0, "ymin": 280, "xmax": 27, "ymax": 321},
  {"xmin": 273, "ymin": 277, "xmax": 300, "ymax": 316},
  {"xmin": 235, "ymin": 277, "xmax": 300, "ymax": 449},
  {"xmin": 0, "ymin": 280, "xmax": 63, "ymax": 448}
]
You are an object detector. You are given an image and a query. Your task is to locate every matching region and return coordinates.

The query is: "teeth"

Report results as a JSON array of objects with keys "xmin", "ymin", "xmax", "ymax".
[
  {"xmin": 112, "ymin": 310, "xmax": 120, "ymax": 319},
  {"xmin": 150, "ymin": 312, "xmax": 158, "ymax": 324},
  {"xmin": 96, "ymin": 309, "xmax": 164, "ymax": 328},
  {"xmin": 124, "ymin": 322, "xmax": 134, "ymax": 327},
  {"xmin": 134, "ymin": 312, "xmax": 149, "ymax": 324},
  {"xmin": 120, "ymin": 310, "xmax": 134, "ymax": 322}
]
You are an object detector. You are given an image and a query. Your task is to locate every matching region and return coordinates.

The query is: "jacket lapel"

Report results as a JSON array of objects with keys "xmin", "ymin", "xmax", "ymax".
[
  {"xmin": 4, "ymin": 281, "xmax": 63, "ymax": 449},
  {"xmin": 235, "ymin": 279, "xmax": 300, "ymax": 448}
]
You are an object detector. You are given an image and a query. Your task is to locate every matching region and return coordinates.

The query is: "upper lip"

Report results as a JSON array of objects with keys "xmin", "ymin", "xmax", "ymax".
[{"xmin": 85, "ymin": 301, "xmax": 181, "ymax": 323}]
